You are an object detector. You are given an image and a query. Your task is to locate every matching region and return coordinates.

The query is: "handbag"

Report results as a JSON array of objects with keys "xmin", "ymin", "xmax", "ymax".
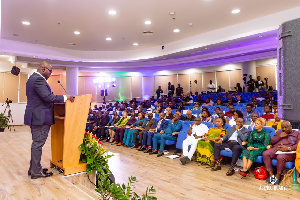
[
  {"xmin": 281, "ymin": 168, "xmax": 299, "ymax": 186},
  {"xmin": 254, "ymin": 166, "xmax": 268, "ymax": 180}
]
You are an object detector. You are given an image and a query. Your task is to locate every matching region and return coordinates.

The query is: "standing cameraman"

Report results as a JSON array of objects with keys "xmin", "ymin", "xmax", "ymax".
[
  {"xmin": 255, "ymin": 76, "xmax": 264, "ymax": 91},
  {"xmin": 247, "ymin": 75, "xmax": 255, "ymax": 93}
]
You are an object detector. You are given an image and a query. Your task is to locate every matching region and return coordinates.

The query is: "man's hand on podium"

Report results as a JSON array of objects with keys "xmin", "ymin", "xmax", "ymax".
[{"xmin": 67, "ymin": 95, "xmax": 75, "ymax": 102}]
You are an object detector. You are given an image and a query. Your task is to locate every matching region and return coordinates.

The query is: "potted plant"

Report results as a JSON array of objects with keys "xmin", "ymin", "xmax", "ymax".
[{"xmin": 0, "ymin": 113, "xmax": 9, "ymax": 132}]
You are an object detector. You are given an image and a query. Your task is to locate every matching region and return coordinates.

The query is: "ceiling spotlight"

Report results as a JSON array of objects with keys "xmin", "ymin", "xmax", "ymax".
[
  {"xmin": 133, "ymin": 43, "xmax": 138, "ymax": 46},
  {"xmin": 145, "ymin": 20, "xmax": 151, "ymax": 25},
  {"xmin": 111, "ymin": 77, "xmax": 116, "ymax": 81},
  {"xmin": 189, "ymin": 23, "xmax": 193, "ymax": 26},
  {"xmin": 112, "ymin": 84, "xmax": 116, "ymax": 87},
  {"xmin": 106, "ymin": 84, "xmax": 110, "ymax": 88},
  {"xmin": 173, "ymin": 29, "xmax": 180, "ymax": 33},
  {"xmin": 98, "ymin": 85, "xmax": 102, "ymax": 88},
  {"xmin": 74, "ymin": 31, "xmax": 80, "ymax": 35},
  {"xmin": 22, "ymin": 21, "xmax": 30, "ymax": 25},
  {"xmin": 259, "ymin": 35, "xmax": 263, "ymax": 38},
  {"xmin": 106, "ymin": 37, "xmax": 112, "ymax": 41},
  {"xmin": 231, "ymin": 9, "xmax": 240, "ymax": 14},
  {"xmin": 109, "ymin": 10, "xmax": 117, "ymax": 15}
]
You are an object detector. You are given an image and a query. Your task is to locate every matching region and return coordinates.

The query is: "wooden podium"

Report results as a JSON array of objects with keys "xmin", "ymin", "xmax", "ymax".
[{"xmin": 50, "ymin": 94, "xmax": 92, "ymax": 175}]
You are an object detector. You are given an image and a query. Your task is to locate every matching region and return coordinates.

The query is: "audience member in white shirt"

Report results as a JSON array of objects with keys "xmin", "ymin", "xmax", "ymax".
[
  {"xmin": 207, "ymin": 80, "xmax": 216, "ymax": 93},
  {"xmin": 180, "ymin": 118, "xmax": 209, "ymax": 165}
]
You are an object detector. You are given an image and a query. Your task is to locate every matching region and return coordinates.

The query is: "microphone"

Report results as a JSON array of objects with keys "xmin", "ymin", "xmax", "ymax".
[{"xmin": 57, "ymin": 81, "xmax": 67, "ymax": 94}]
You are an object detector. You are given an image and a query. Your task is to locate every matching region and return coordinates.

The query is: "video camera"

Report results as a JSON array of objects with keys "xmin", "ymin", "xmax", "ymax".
[{"xmin": 5, "ymin": 98, "xmax": 12, "ymax": 105}]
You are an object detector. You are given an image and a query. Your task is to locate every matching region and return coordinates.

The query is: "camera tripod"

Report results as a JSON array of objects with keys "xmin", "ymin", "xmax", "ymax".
[{"xmin": 2, "ymin": 103, "xmax": 15, "ymax": 131}]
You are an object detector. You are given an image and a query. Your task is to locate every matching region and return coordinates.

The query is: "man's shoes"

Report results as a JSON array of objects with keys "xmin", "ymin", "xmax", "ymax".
[
  {"xmin": 112, "ymin": 141, "xmax": 118, "ymax": 145},
  {"xmin": 226, "ymin": 167, "xmax": 235, "ymax": 176},
  {"xmin": 149, "ymin": 150, "xmax": 158, "ymax": 155},
  {"xmin": 138, "ymin": 146, "xmax": 146, "ymax": 151},
  {"xmin": 157, "ymin": 151, "xmax": 164, "ymax": 157},
  {"xmin": 179, "ymin": 156, "xmax": 189, "ymax": 165},
  {"xmin": 31, "ymin": 172, "xmax": 53, "ymax": 179},
  {"xmin": 273, "ymin": 176, "xmax": 281, "ymax": 185},
  {"xmin": 211, "ymin": 160, "xmax": 221, "ymax": 171},
  {"xmin": 131, "ymin": 145, "xmax": 138, "ymax": 149},
  {"xmin": 28, "ymin": 168, "xmax": 48, "ymax": 176},
  {"xmin": 144, "ymin": 148, "xmax": 152, "ymax": 153},
  {"xmin": 116, "ymin": 142, "xmax": 122, "ymax": 146}
]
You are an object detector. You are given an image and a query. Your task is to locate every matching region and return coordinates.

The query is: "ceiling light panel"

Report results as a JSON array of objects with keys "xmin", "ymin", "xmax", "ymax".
[
  {"xmin": 145, "ymin": 20, "xmax": 151, "ymax": 25},
  {"xmin": 22, "ymin": 21, "xmax": 30, "ymax": 25},
  {"xmin": 109, "ymin": 10, "xmax": 116, "ymax": 15},
  {"xmin": 232, "ymin": 9, "xmax": 240, "ymax": 14}
]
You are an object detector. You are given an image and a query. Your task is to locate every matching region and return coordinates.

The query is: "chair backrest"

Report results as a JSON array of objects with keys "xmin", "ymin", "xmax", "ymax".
[
  {"xmin": 262, "ymin": 126, "xmax": 276, "ymax": 138},
  {"xmin": 214, "ymin": 123, "xmax": 231, "ymax": 133},
  {"xmin": 201, "ymin": 122, "xmax": 213, "ymax": 129},
  {"xmin": 182, "ymin": 121, "xmax": 192, "ymax": 131}
]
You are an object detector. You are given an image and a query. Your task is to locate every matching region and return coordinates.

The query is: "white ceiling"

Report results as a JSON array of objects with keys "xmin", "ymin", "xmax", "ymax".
[
  {"xmin": 1, "ymin": 0, "xmax": 300, "ymax": 72},
  {"xmin": 2, "ymin": 0, "xmax": 300, "ymax": 51}
]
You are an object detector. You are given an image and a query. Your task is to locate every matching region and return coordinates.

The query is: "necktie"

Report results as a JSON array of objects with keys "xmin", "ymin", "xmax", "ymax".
[{"xmin": 157, "ymin": 120, "xmax": 162, "ymax": 129}]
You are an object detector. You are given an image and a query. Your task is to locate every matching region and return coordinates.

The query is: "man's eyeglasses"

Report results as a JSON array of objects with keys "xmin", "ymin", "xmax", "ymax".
[{"xmin": 44, "ymin": 67, "xmax": 52, "ymax": 73}]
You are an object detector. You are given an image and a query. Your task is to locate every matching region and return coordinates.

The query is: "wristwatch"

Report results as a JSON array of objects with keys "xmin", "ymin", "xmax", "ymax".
[{"xmin": 288, "ymin": 147, "xmax": 291, "ymax": 151}]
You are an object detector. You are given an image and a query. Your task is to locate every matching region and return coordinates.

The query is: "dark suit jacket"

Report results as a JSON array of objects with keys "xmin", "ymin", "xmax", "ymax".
[
  {"xmin": 24, "ymin": 73, "xmax": 65, "ymax": 126},
  {"xmin": 98, "ymin": 116, "xmax": 110, "ymax": 127},
  {"xmin": 142, "ymin": 118, "xmax": 156, "ymax": 131},
  {"xmin": 222, "ymin": 127, "xmax": 250, "ymax": 149},
  {"xmin": 168, "ymin": 85, "xmax": 175, "ymax": 95},
  {"xmin": 154, "ymin": 119, "xmax": 169, "ymax": 133}
]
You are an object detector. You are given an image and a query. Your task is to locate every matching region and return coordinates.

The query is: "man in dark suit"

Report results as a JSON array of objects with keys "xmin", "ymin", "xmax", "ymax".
[
  {"xmin": 167, "ymin": 82, "xmax": 175, "ymax": 97},
  {"xmin": 24, "ymin": 61, "xmax": 74, "ymax": 179},
  {"xmin": 140, "ymin": 113, "xmax": 169, "ymax": 153},
  {"xmin": 211, "ymin": 118, "xmax": 250, "ymax": 175},
  {"xmin": 132, "ymin": 113, "xmax": 156, "ymax": 150}
]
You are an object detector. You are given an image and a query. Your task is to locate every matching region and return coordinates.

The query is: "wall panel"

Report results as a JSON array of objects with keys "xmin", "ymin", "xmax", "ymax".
[
  {"xmin": 85, "ymin": 77, "xmax": 97, "ymax": 102},
  {"xmin": 190, "ymin": 73, "xmax": 202, "ymax": 94},
  {"xmin": 78, "ymin": 77, "xmax": 85, "ymax": 95},
  {"xmin": 203, "ymin": 72, "xmax": 216, "ymax": 92},
  {"xmin": 256, "ymin": 66, "xmax": 276, "ymax": 90},
  {"xmin": 0, "ymin": 73, "xmax": 4, "ymax": 103},
  {"xmin": 19, "ymin": 74, "xmax": 28, "ymax": 102},
  {"xmin": 229, "ymin": 70, "xmax": 242, "ymax": 91},
  {"xmin": 178, "ymin": 74, "xmax": 190, "ymax": 95},
  {"xmin": 216, "ymin": 71, "xmax": 229, "ymax": 92},
  {"xmin": 4, "ymin": 73, "xmax": 18, "ymax": 103},
  {"xmin": 143, "ymin": 76, "xmax": 154, "ymax": 99},
  {"xmin": 132, "ymin": 76, "xmax": 143, "ymax": 98},
  {"xmin": 48, "ymin": 75, "xmax": 63, "ymax": 95},
  {"xmin": 119, "ymin": 77, "xmax": 132, "ymax": 100}
]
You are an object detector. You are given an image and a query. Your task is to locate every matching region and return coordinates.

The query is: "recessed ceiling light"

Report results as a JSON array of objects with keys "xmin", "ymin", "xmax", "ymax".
[
  {"xmin": 231, "ymin": 9, "xmax": 240, "ymax": 14},
  {"xmin": 145, "ymin": 20, "xmax": 151, "ymax": 25},
  {"xmin": 133, "ymin": 43, "xmax": 138, "ymax": 46},
  {"xmin": 259, "ymin": 35, "xmax": 263, "ymax": 38},
  {"xmin": 106, "ymin": 37, "xmax": 112, "ymax": 41},
  {"xmin": 173, "ymin": 29, "xmax": 180, "ymax": 33},
  {"xmin": 74, "ymin": 31, "xmax": 80, "ymax": 35},
  {"xmin": 22, "ymin": 21, "xmax": 30, "ymax": 25},
  {"xmin": 169, "ymin": 11, "xmax": 176, "ymax": 15},
  {"xmin": 189, "ymin": 23, "xmax": 193, "ymax": 26},
  {"xmin": 109, "ymin": 10, "xmax": 116, "ymax": 15}
]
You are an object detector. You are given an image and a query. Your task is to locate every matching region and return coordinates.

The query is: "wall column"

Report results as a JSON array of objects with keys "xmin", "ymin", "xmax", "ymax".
[
  {"xmin": 241, "ymin": 61, "xmax": 256, "ymax": 89},
  {"xmin": 66, "ymin": 67, "xmax": 78, "ymax": 95}
]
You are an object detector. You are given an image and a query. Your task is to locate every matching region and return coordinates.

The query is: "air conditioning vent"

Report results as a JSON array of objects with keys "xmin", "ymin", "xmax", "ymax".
[{"xmin": 142, "ymin": 31, "xmax": 154, "ymax": 36}]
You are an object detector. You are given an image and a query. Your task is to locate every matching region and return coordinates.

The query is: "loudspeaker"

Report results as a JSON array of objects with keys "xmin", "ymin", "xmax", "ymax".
[
  {"xmin": 277, "ymin": 18, "xmax": 300, "ymax": 122},
  {"xmin": 100, "ymin": 89, "xmax": 108, "ymax": 96},
  {"xmin": 11, "ymin": 66, "xmax": 20, "ymax": 76}
]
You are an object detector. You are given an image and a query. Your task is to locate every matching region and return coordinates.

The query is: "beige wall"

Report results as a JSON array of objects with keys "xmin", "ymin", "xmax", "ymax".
[
  {"xmin": 143, "ymin": 76, "xmax": 155, "ymax": 98},
  {"xmin": 19, "ymin": 74, "xmax": 28, "ymax": 102},
  {"xmin": 256, "ymin": 66, "xmax": 276, "ymax": 90},
  {"xmin": 132, "ymin": 76, "xmax": 143, "ymax": 98},
  {"xmin": 190, "ymin": 73, "xmax": 202, "ymax": 93},
  {"xmin": 4, "ymin": 73, "xmax": 19, "ymax": 103},
  {"xmin": 216, "ymin": 71, "xmax": 229, "ymax": 92},
  {"xmin": 229, "ymin": 70, "xmax": 242, "ymax": 91},
  {"xmin": 178, "ymin": 74, "xmax": 190, "ymax": 94},
  {"xmin": 203, "ymin": 72, "xmax": 216, "ymax": 91}
]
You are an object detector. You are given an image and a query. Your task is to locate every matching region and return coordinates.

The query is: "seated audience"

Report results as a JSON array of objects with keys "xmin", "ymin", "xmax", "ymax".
[
  {"xmin": 197, "ymin": 117, "xmax": 227, "ymax": 167},
  {"xmin": 153, "ymin": 105, "xmax": 163, "ymax": 113},
  {"xmin": 111, "ymin": 112, "xmax": 137, "ymax": 144},
  {"xmin": 183, "ymin": 110, "xmax": 196, "ymax": 121},
  {"xmin": 261, "ymin": 106, "xmax": 274, "ymax": 122},
  {"xmin": 93, "ymin": 111, "xmax": 110, "ymax": 140},
  {"xmin": 112, "ymin": 112, "xmax": 130, "ymax": 145},
  {"xmin": 202, "ymin": 98, "xmax": 213, "ymax": 106},
  {"xmin": 272, "ymin": 101, "xmax": 278, "ymax": 113},
  {"xmin": 176, "ymin": 110, "xmax": 185, "ymax": 121},
  {"xmin": 263, "ymin": 121, "xmax": 300, "ymax": 185},
  {"xmin": 266, "ymin": 113, "xmax": 282, "ymax": 132},
  {"xmin": 240, "ymin": 118, "xmax": 270, "ymax": 178},
  {"xmin": 217, "ymin": 85, "xmax": 225, "ymax": 93},
  {"xmin": 180, "ymin": 117, "xmax": 209, "ymax": 165},
  {"xmin": 225, "ymin": 105, "xmax": 235, "ymax": 118},
  {"xmin": 140, "ymin": 113, "xmax": 169, "ymax": 153},
  {"xmin": 235, "ymin": 95, "xmax": 245, "ymax": 105},
  {"xmin": 212, "ymin": 110, "xmax": 229, "ymax": 124},
  {"xmin": 257, "ymin": 92, "xmax": 265, "ymax": 102},
  {"xmin": 214, "ymin": 99, "xmax": 225, "ymax": 107},
  {"xmin": 132, "ymin": 113, "xmax": 156, "ymax": 150},
  {"xmin": 212, "ymin": 118, "xmax": 250, "ymax": 175},
  {"xmin": 244, "ymin": 113, "xmax": 258, "ymax": 130},
  {"xmin": 150, "ymin": 114, "xmax": 182, "ymax": 157},
  {"xmin": 191, "ymin": 102, "xmax": 202, "ymax": 110},
  {"xmin": 165, "ymin": 106, "xmax": 173, "ymax": 119},
  {"xmin": 261, "ymin": 97, "xmax": 272, "ymax": 107},
  {"xmin": 123, "ymin": 112, "xmax": 147, "ymax": 147},
  {"xmin": 243, "ymin": 104, "xmax": 259, "ymax": 122},
  {"xmin": 177, "ymin": 102, "xmax": 185, "ymax": 111},
  {"xmin": 228, "ymin": 110, "xmax": 243, "ymax": 127},
  {"xmin": 224, "ymin": 94, "xmax": 236, "ymax": 104},
  {"xmin": 200, "ymin": 110, "xmax": 212, "ymax": 122},
  {"xmin": 234, "ymin": 83, "xmax": 242, "ymax": 93},
  {"xmin": 87, "ymin": 110, "xmax": 98, "ymax": 131},
  {"xmin": 108, "ymin": 112, "xmax": 121, "ymax": 143}
]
